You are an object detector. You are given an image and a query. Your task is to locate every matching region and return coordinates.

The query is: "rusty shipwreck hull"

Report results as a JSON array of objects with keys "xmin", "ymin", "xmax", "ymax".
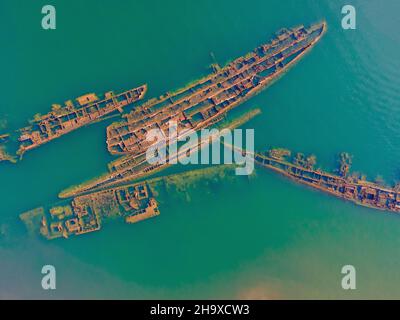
[{"xmin": 17, "ymin": 85, "xmax": 147, "ymax": 156}]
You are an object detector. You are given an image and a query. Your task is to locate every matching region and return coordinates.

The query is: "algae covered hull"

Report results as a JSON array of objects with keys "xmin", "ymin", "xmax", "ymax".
[{"xmin": 17, "ymin": 85, "xmax": 147, "ymax": 156}]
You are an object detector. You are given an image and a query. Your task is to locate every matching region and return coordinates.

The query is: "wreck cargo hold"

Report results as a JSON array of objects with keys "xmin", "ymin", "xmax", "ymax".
[
  {"xmin": 105, "ymin": 22, "xmax": 326, "ymax": 158},
  {"xmin": 17, "ymin": 85, "xmax": 147, "ymax": 156}
]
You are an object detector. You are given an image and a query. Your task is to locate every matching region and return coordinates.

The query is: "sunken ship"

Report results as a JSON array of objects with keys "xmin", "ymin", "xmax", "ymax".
[
  {"xmin": 106, "ymin": 22, "xmax": 326, "ymax": 157},
  {"xmin": 255, "ymin": 148, "xmax": 400, "ymax": 213},
  {"xmin": 20, "ymin": 181, "xmax": 159, "ymax": 239},
  {"xmin": 17, "ymin": 85, "xmax": 147, "ymax": 156},
  {"xmin": 60, "ymin": 21, "xmax": 327, "ymax": 198}
]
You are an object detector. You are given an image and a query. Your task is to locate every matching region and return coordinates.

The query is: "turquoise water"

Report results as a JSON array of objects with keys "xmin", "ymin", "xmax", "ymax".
[{"xmin": 1, "ymin": 0, "xmax": 400, "ymax": 298}]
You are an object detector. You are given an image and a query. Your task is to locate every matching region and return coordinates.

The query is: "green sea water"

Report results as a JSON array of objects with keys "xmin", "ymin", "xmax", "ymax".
[{"xmin": 1, "ymin": 0, "xmax": 400, "ymax": 299}]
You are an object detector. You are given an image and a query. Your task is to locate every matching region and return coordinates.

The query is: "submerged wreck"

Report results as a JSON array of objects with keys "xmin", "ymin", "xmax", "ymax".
[
  {"xmin": 60, "ymin": 22, "xmax": 326, "ymax": 198},
  {"xmin": 20, "ymin": 182, "xmax": 159, "ymax": 239},
  {"xmin": 0, "ymin": 134, "xmax": 16, "ymax": 163},
  {"xmin": 17, "ymin": 85, "xmax": 147, "ymax": 156},
  {"xmin": 16, "ymin": 19, "xmax": 400, "ymax": 242},
  {"xmin": 20, "ymin": 165, "xmax": 238, "ymax": 240},
  {"xmin": 255, "ymin": 148, "xmax": 400, "ymax": 213},
  {"xmin": 106, "ymin": 22, "xmax": 326, "ymax": 157},
  {"xmin": 59, "ymin": 107, "xmax": 261, "ymax": 198}
]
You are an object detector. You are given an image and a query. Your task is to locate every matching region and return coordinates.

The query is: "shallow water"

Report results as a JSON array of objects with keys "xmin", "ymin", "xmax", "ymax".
[{"xmin": 1, "ymin": 0, "xmax": 400, "ymax": 298}]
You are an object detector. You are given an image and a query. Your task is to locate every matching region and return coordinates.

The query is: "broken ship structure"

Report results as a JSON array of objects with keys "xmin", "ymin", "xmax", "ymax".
[
  {"xmin": 17, "ymin": 20, "xmax": 400, "ymax": 240},
  {"xmin": 59, "ymin": 107, "xmax": 262, "ymax": 198},
  {"xmin": 0, "ymin": 133, "xmax": 16, "ymax": 163},
  {"xmin": 107, "ymin": 22, "xmax": 326, "ymax": 156},
  {"xmin": 20, "ymin": 182, "xmax": 159, "ymax": 239},
  {"xmin": 255, "ymin": 148, "xmax": 400, "ymax": 212},
  {"xmin": 17, "ymin": 85, "xmax": 147, "ymax": 156},
  {"xmin": 60, "ymin": 21, "xmax": 327, "ymax": 198}
]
